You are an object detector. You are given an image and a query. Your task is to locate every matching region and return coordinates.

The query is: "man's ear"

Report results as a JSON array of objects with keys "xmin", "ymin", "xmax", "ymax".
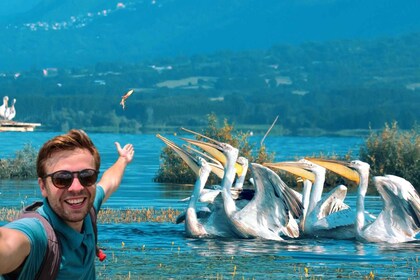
[{"xmin": 38, "ymin": 178, "xmax": 48, "ymax": 198}]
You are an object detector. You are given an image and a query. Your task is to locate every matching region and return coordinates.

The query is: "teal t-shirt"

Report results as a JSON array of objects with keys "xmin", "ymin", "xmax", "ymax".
[{"xmin": 2, "ymin": 186, "xmax": 105, "ymax": 280}]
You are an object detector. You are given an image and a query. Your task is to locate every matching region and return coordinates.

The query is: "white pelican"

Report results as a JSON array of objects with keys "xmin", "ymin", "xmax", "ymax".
[
  {"xmin": 187, "ymin": 138, "xmax": 302, "ymax": 241},
  {"xmin": 348, "ymin": 161, "xmax": 420, "ymax": 243},
  {"xmin": 311, "ymin": 159, "xmax": 420, "ymax": 243},
  {"xmin": 5, "ymin": 98, "xmax": 16, "ymax": 120},
  {"xmin": 156, "ymin": 134, "xmax": 237, "ymax": 238},
  {"xmin": 265, "ymin": 160, "xmax": 356, "ymax": 239},
  {"xmin": 184, "ymin": 156, "xmax": 213, "ymax": 237},
  {"xmin": 371, "ymin": 175, "xmax": 420, "ymax": 242},
  {"xmin": 0, "ymin": 96, "xmax": 8, "ymax": 119}
]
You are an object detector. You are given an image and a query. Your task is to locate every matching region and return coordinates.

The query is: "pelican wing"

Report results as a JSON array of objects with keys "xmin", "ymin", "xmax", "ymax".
[
  {"xmin": 235, "ymin": 163, "xmax": 302, "ymax": 239},
  {"xmin": 317, "ymin": 185, "xmax": 350, "ymax": 218},
  {"xmin": 259, "ymin": 162, "xmax": 304, "ymax": 219},
  {"xmin": 199, "ymin": 188, "xmax": 222, "ymax": 204},
  {"xmin": 312, "ymin": 207, "xmax": 354, "ymax": 230},
  {"xmin": 375, "ymin": 176, "xmax": 420, "ymax": 234}
]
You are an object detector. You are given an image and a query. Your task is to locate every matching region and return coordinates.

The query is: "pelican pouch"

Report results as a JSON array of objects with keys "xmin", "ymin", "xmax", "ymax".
[{"xmin": 5, "ymin": 201, "xmax": 105, "ymax": 280}]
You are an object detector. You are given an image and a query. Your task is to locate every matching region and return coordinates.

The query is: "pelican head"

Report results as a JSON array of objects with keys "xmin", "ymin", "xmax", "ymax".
[
  {"xmin": 198, "ymin": 157, "xmax": 212, "ymax": 178},
  {"xmin": 297, "ymin": 159, "xmax": 326, "ymax": 174},
  {"xmin": 347, "ymin": 160, "xmax": 370, "ymax": 174},
  {"xmin": 236, "ymin": 157, "xmax": 248, "ymax": 175},
  {"xmin": 2, "ymin": 96, "xmax": 8, "ymax": 105}
]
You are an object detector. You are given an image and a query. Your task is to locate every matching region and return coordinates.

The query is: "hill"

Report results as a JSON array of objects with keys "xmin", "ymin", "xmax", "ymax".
[{"xmin": 0, "ymin": 0, "xmax": 419, "ymax": 71}]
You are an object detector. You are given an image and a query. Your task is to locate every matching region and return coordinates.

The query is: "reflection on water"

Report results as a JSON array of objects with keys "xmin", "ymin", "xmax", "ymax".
[{"xmin": 1, "ymin": 133, "xmax": 419, "ymax": 279}]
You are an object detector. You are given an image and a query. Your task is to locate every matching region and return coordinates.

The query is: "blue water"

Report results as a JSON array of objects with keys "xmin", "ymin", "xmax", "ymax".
[{"xmin": 1, "ymin": 132, "xmax": 419, "ymax": 279}]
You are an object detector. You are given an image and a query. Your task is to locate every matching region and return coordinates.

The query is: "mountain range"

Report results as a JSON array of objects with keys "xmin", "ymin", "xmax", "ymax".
[{"xmin": 1, "ymin": 0, "xmax": 419, "ymax": 71}]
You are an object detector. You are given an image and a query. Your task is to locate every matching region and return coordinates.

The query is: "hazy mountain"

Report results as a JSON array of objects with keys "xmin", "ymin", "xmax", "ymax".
[{"xmin": 1, "ymin": 0, "xmax": 419, "ymax": 71}]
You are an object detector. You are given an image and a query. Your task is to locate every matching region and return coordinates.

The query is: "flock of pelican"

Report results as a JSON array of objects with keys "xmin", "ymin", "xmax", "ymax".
[
  {"xmin": 0, "ymin": 96, "xmax": 17, "ymax": 121},
  {"xmin": 157, "ymin": 128, "xmax": 420, "ymax": 244}
]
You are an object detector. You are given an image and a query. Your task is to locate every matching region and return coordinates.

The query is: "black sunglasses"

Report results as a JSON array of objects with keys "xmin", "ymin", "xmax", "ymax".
[{"xmin": 43, "ymin": 169, "xmax": 99, "ymax": 189}]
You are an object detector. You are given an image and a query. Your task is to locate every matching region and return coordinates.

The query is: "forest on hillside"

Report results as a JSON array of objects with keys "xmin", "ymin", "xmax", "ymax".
[{"xmin": 1, "ymin": 33, "xmax": 419, "ymax": 134}]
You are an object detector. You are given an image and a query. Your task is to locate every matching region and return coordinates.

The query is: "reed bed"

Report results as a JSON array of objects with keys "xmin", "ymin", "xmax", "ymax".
[{"xmin": 0, "ymin": 207, "xmax": 182, "ymax": 223}]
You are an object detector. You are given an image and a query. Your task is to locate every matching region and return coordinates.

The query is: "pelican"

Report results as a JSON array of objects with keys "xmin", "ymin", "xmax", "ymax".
[
  {"xmin": 120, "ymin": 89, "xmax": 134, "ymax": 110},
  {"xmin": 187, "ymin": 137, "xmax": 302, "ymax": 241},
  {"xmin": 0, "ymin": 96, "xmax": 8, "ymax": 119},
  {"xmin": 5, "ymin": 98, "xmax": 16, "ymax": 120},
  {"xmin": 184, "ymin": 156, "xmax": 213, "ymax": 237},
  {"xmin": 266, "ymin": 159, "xmax": 355, "ymax": 239},
  {"xmin": 371, "ymin": 174, "xmax": 420, "ymax": 243},
  {"xmin": 310, "ymin": 159, "xmax": 420, "ymax": 243},
  {"xmin": 156, "ymin": 134, "xmax": 237, "ymax": 238}
]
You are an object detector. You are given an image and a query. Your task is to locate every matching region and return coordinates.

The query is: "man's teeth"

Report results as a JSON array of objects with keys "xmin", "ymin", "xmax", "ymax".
[{"xmin": 66, "ymin": 198, "xmax": 84, "ymax": 205}]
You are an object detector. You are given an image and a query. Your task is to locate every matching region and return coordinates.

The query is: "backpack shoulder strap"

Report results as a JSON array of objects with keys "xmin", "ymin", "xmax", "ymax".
[
  {"xmin": 89, "ymin": 207, "xmax": 106, "ymax": 261},
  {"xmin": 13, "ymin": 201, "xmax": 61, "ymax": 280}
]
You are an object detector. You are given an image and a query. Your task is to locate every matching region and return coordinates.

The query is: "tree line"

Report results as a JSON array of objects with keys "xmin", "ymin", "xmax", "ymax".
[{"xmin": 0, "ymin": 32, "xmax": 419, "ymax": 134}]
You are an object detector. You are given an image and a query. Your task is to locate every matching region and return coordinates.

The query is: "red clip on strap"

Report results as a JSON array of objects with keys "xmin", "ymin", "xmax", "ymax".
[{"xmin": 97, "ymin": 249, "xmax": 107, "ymax": 262}]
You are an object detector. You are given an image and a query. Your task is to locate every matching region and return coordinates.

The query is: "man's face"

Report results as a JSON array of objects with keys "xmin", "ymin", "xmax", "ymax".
[{"xmin": 39, "ymin": 148, "xmax": 97, "ymax": 230}]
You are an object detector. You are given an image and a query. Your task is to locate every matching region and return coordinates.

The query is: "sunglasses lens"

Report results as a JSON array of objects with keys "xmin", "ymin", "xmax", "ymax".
[
  {"xmin": 51, "ymin": 171, "xmax": 74, "ymax": 189},
  {"xmin": 48, "ymin": 169, "xmax": 98, "ymax": 189},
  {"xmin": 78, "ymin": 169, "xmax": 98, "ymax": 187}
]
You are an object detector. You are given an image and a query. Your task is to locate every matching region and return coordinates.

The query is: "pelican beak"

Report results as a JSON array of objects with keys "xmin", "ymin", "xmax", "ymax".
[
  {"xmin": 263, "ymin": 161, "xmax": 316, "ymax": 183},
  {"xmin": 180, "ymin": 137, "xmax": 225, "ymax": 161},
  {"xmin": 156, "ymin": 134, "xmax": 201, "ymax": 175},
  {"xmin": 207, "ymin": 162, "xmax": 225, "ymax": 179},
  {"xmin": 180, "ymin": 137, "xmax": 244, "ymax": 176},
  {"xmin": 183, "ymin": 144, "xmax": 225, "ymax": 179},
  {"xmin": 304, "ymin": 158, "xmax": 360, "ymax": 184}
]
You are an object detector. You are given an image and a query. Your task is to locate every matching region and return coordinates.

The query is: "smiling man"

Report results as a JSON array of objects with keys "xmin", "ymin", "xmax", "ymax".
[{"xmin": 0, "ymin": 129, "xmax": 134, "ymax": 279}]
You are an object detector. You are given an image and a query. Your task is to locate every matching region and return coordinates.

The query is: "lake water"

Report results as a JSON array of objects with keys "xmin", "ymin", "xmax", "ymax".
[{"xmin": 1, "ymin": 132, "xmax": 419, "ymax": 279}]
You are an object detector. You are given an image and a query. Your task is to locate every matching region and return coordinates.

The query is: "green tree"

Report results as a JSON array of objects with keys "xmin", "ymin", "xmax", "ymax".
[
  {"xmin": 154, "ymin": 113, "xmax": 274, "ymax": 184},
  {"xmin": 359, "ymin": 121, "xmax": 420, "ymax": 189}
]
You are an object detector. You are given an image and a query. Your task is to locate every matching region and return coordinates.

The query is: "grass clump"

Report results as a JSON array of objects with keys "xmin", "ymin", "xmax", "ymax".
[
  {"xmin": 359, "ymin": 121, "xmax": 420, "ymax": 190},
  {"xmin": 0, "ymin": 144, "xmax": 37, "ymax": 179},
  {"xmin": 0, "ymin": 207, "xmax": 182, "ymax": 223}
]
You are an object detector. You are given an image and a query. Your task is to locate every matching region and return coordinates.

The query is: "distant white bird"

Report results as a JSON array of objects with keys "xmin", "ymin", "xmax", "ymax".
[
  {"xmin": 5, "ymin": 98, "xmax": 16, "ymax": 120},
  {"xmin": 0, "ymin": 96, "xmax": 8, "ymax": 119}
]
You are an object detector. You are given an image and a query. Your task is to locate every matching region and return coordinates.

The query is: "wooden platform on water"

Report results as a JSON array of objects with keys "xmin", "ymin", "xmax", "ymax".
[{"xmin": 0, "ymin": 121, "xmax": 41, "ymax": 132}]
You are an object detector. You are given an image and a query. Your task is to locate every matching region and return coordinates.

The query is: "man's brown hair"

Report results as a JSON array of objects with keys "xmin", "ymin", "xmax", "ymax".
[{"xmin": 36, "ymin": 129, "xmax": 101, "ymax": 178}]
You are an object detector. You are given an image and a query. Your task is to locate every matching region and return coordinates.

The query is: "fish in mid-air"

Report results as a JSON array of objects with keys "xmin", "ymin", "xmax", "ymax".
[{"xmin": 120, "ymin": 89, "xmax": 134, "ymax": 110}]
